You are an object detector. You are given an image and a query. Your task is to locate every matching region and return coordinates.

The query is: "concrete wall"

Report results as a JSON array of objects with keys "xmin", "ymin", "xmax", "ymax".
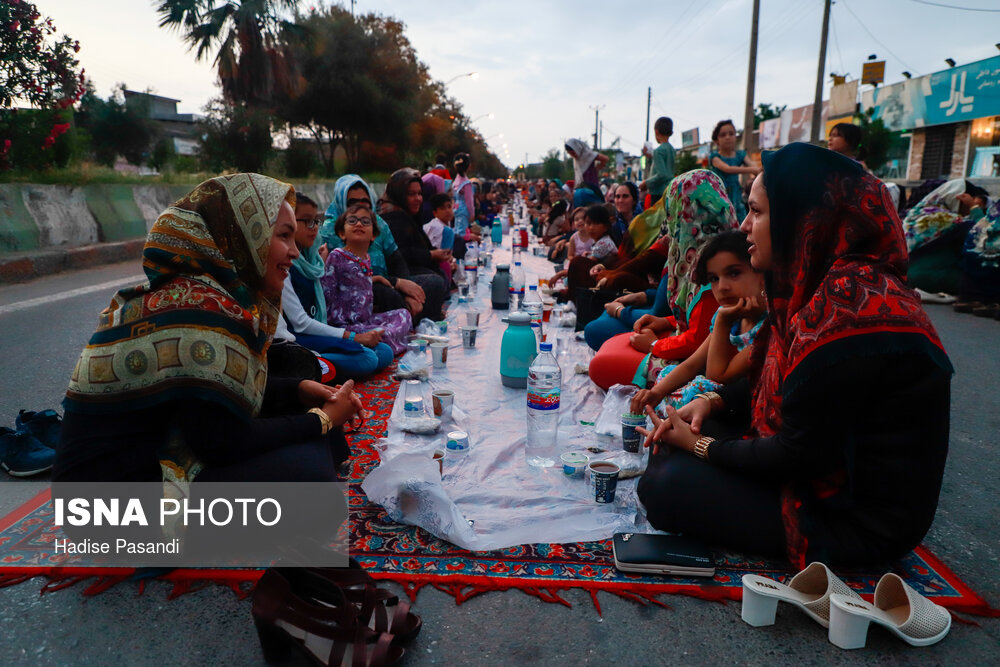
[{"xmin": 0, "ymin": 181, "xmax": 384, "ymax": 254}]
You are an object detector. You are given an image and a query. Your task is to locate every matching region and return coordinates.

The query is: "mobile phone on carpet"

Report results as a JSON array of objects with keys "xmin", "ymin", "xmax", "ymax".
[{"xmin": 612, "ymin": 533, "xmax": 716, "ymax": 577}]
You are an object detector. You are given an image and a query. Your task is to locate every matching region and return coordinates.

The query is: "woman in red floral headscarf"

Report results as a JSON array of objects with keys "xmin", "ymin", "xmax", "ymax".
[{"xmin": 637, "ymin": 143, "xmax": 953, "ymax": 567}]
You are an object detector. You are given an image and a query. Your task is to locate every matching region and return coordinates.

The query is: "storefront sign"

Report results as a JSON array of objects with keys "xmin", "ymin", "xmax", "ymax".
[{"xmin": 862, "ymin": 55, "xmax": 1000, "ymax": 131}]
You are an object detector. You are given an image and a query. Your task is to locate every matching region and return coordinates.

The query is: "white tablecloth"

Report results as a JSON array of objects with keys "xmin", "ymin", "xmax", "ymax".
[{"xmin": 361, "ymin": 242, "xmax": 647, "ymax": 551}]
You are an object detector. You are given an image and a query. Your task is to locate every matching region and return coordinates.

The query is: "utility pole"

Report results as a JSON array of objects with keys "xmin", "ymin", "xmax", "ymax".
[
  {"xmin": 742, "ymin": 0, "xmax": 760, "ymax": 153},
  {"xmin": 645, "ymin": 87, "xmax": 652, "ymax": 143},
  {"xmin": 810, "ymin": 0, "xmax": 832, "ymax": 143},
  {"xmin": 599, "ymin": 120, "xmax": 604, "ymax": 150},
  {"xmin": 589, "ymin": 105, "xmax": 604, "ymax": 149}
]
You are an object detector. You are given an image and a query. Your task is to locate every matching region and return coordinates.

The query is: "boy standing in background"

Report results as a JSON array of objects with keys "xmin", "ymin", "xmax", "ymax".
[{"xmin": 639, "ymin": 116, "xmax": 675, "ymax": 209}]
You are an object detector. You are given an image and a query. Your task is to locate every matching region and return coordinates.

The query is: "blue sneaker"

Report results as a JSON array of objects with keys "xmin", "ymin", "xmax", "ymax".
[
  {"xmin": 0, "ymin": 427, "xmax": 56, "ymax": 477},
  {"xmin": 15, "ymin": 409, "xmax": 62, "ymax": 450}
]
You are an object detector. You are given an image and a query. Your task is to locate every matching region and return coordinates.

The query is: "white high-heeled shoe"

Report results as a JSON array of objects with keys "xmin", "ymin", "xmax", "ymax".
[
  {"xmin": 828, "ymin": 573, "xmax": 951, "ymax": 649},
  {"xmin": 741, "ymin": 562, "xmax": 863, "ymax": 628}
]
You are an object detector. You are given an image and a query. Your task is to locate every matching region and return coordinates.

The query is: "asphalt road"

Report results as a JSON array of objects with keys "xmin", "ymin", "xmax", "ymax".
[{"xmin": 0, "ymin": 261, "xmax": 996, "ymax": 665}]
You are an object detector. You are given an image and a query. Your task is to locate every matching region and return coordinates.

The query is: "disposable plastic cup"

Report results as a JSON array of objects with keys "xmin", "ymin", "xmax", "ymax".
[
  {"xmin": 457, "ymin": 282, "xmax": 470, "ymax": 299},
  {"xmin": 412, "ymin": 338, "xmax": 428, "ymax": 353},
  {"xmin": 461, "ymin": 326, "xmax": 478, "ymax": 348},
  {"xmin": 431, "ymin": 389, "xmax": 454, "ymax": 420},
  {"xmin": 621, "ymin": 412, "xmax": 647, "ymax": 453},
  {"xmin": 465, "ymin": 311, "xmax": 480, "ymax": 327},
  {"xmin": 435, "ymin": 320, "xmax": 448, "ymax": 335},
  {"xmin": 430, "ymin": 342, "xmax": 448, "ymax": 368},
  {"xmin": 560, "ymin": 452, "xmax": 589, "ymax": 477},
  {"xmin": 542, "ymin": 302, "xmax": 553, "ymax": 323},
  {"xmin": 432, "ymin": 449, "xmax": 445, "ymax": 475}
]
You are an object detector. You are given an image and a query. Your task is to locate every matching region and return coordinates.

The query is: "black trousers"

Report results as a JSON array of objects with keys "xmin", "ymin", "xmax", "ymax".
[{"xmin": 637, "ymin": 448, "xmax": 787, "ymax": 559}]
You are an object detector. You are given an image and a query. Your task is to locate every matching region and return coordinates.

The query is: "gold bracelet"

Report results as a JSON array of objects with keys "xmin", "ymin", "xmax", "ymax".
[
  {"xmin": 693, "ymin": 435, "xmax": 715, "ymax": 460},
  {"xmin": 308, "ymin": 407, "xmax": 333, "ymax": 435},
  {"xmin": 617, "ymin": 304, "xmax": 625, "ymax": 316},
  {"xmin": 695, "ymin": 391, "xmax": 721, "ymax": 409}
]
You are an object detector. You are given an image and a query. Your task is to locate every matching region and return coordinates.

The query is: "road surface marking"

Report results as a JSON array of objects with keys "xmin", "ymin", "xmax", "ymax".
[{"xmin": 0, "ymin": 275, "xmax": 146, "ymax": 316}]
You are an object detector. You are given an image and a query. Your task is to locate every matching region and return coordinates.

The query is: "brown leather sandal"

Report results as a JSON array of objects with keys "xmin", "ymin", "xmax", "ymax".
[
  {"xmin": 298, "ymin": 567, "xmax": 423, "ymax": 644},
  {"xmin": 252, "ymin": 568, "xmax": 404, "ymax": 666}
]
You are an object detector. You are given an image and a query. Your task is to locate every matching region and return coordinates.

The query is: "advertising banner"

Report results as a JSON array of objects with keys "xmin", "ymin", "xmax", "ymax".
[{"xmin": 862, "ymin": 56, "xmax": 1000, "ymax": 131}]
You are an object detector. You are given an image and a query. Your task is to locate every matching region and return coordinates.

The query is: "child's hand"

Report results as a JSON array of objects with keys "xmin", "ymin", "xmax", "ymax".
[{"xmin": 719, "ymin": 296, "xmax": 766, "ymax": 324}]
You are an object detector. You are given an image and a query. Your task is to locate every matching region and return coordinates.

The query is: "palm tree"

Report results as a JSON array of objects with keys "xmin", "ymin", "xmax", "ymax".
[{"xmin": 155, "ymin": 0, "xmax": 299, "ymax": 106}]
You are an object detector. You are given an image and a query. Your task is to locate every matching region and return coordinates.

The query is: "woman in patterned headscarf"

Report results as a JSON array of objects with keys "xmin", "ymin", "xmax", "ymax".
[
  {"xmin": 639, "ymin": 143, "xmax": 952, "ymax": 566},
  {"xmin": 55, "ymin": 174, "xmax": 363, "ymax": 483},
  {"xmin": 587, "ymin": 170, "xmax": 739, "ymax": 389}
]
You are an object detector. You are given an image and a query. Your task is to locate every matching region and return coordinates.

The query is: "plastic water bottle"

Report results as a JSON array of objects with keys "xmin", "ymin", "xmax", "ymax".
[
  {"xmin": 464, "ymin": 243, "xmax": 479, "ymax": 288},
  {"xmin": 522, "ymin": 285, "xmax": 543, "ymax": 342},
  {"xmin": 509, "ymin": 261, "xmax": 525, "ymax": 311},
  {"xmin": 526, "ymin": 342, "xmax": 560, "ymax": 467}
]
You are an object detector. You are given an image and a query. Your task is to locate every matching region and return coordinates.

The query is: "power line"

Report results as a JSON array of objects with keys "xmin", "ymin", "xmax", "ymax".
[
  {"xmin": 909, "ymin": 0, "xmax": 1000, "ymax": 12},
  {"xmin": 830, "ymin": 9, "xmax": 846, "ymax": 75},
  {"xmin": 839, "ymin": 0, "xmax": 919, "ymax": 74}
]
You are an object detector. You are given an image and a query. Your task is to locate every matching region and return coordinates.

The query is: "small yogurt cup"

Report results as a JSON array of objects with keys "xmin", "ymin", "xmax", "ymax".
[{"xmin": 560, "ymin": 452, "xmax": 589, "ymax": 477}]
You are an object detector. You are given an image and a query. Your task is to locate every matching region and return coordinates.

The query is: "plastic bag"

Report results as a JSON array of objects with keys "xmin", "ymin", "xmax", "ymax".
[
  {"xmin": 415, "ymin": 318, "xmax": 440, "ymax": 337},
  {"xmin": 595, "ymin": 383, "xmax": 639, "ymax": 436},
  {"xmin": 395, "ymin": 347, "xmax": 430, "ymax": 380},
  {"xmin": 361, "ymin": 453, "xmax": 477, "ymax": 546}
]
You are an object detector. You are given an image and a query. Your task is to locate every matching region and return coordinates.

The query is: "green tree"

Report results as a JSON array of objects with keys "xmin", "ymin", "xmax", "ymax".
[
  {"xmin": 857, "ymin": 108, "xmax": 892, "ymax": 175},
  {"xmin": 75, "ymin": 84, "xmax": 157, "ymax": 166},
  {"xmin": 155, "ymin": 0, "xmax": 299, "ymax": 107},
  {"xmin": 753, "ymin": 103, "xmax": 786, "ymax": 129},
  {"xmin": 675, "ymin": 151, "xmax": 699, "ymax": 175},
  {"xmin": 278, "ymin": 6, "xmax": 429, "ymax": 171},
  {"xmin": 0, "ymin": 1, "xmax": 84, "ymax": 170},
  {"xmin": 198, "ymin": 97, "xmax": 273, "ymax": 173},
  {"xmin": 541, "ymin": 149, "xmax": 565, "ymax": 180}
]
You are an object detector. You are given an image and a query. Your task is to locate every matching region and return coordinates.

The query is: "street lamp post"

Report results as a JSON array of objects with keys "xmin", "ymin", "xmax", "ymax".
[{"xmin": 444, "ymin": 72, "xmax": 479, "ymax": 86}]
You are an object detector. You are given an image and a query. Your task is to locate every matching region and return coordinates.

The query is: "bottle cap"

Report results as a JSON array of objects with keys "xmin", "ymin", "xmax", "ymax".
[
  {"xmin": 539, "ymin": 342, "xmax": 553, "ymax": 352},
  {"xmin": 529, "ymin": 285, "xmax": 537, "ymax": 290},
  {"xmin": 515, "ymin": 261, "xmax": 521, "ymax": 266}
]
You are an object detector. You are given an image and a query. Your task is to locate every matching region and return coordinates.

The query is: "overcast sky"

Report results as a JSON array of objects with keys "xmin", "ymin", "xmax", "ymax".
[{"xmin": 42, "ymin": 0, "xmax": 1000, "ymax": 168}]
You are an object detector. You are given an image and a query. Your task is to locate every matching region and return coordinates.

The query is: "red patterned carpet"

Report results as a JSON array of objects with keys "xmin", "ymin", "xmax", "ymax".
[{"xmin": 0, "ymin": 366, "xmax": 997, "ymax": 619}]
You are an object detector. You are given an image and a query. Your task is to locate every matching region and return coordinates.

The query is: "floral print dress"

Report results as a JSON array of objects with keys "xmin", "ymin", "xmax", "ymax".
[
  {"xmin": 651, "ymin": 310, "xmax": 766, "ymax": 413},
  {"xmin": 321, "ymin": 247, "xmax": 412, "ymax": 355}
]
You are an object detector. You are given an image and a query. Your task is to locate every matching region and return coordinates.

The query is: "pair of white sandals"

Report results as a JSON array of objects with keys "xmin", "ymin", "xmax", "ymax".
[{"xmin": 741, "ymin": 562, "xmax": 951, "ymax": 649}]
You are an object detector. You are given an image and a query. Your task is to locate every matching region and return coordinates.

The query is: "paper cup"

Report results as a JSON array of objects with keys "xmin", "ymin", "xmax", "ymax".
[
  {"xmin": 588, "ymin": 461, "xmax": 620, "ymax": 503},
  {"xmin": 435, "ymin": 320, "xmax": 448, "ymax": 335},
  {"xmin": 430, "ymin": 342, "xmax": 448, "ymax": 368},
  {"xmin": 465, "ymin": 311, "xmax": 481, "ymax": 327},
  {"xmin": 461, "ymin": 326, "xmax": 478, "ymax": 348},
  {"xmin": 621, "ymin": 412, "xmax": 647, "ymax": 453},
  {"xmin": 431, "ymin": 389, "xmax": 454, "ymax": 420},
  {"xmin": 432, "ymin": 449, "xmax": 445, "ymax": 476}
]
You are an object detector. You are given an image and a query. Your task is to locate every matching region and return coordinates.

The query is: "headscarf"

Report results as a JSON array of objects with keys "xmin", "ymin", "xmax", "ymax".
[
  {"xmin": 901, "ymin": 179, "xmax": 981, "ymax": 253},
  {"xmin": 961, "ymin": 197, "xmax": 1000, "ymax": 302},
  {"xmin": 65, "ymin": 174, "xmax": 295, "ymax": 419},
  {"xmin": 750, "ymin": 143, "xmax": 952, "ymax": 566},
  {"xmin": 379, "ymin": 168, "xmax": 422, "ymax": 217},
  {"xmin": 322, "ymin": 174, "xmax": 396, "ymax": 277},
  {"xmin": 658, "ymin": 170, "xmax": 740, "ymax": 322},
  {"xmin": 291, "ymin": 221, "xmax": 327, "ymax": 327},
  {"xmin": 565, "ymin": 138, "xmax": 598, "ymax": 185}
]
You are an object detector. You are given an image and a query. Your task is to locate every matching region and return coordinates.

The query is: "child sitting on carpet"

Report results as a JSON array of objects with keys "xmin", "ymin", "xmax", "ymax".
[
  {"xmin": 630, "ymin": 230, "xmax": 766, "ymax": 415},
  {"xmin": 321, "ymin": 204, "xmax": 413, "ymax": 355},
  {"xmin": 549, "ymin": 208, "xmax": 591, "ymax": 285},
  {"xmin": 423, "ymin": 193, "xmax": 455, "ymax": 285}
]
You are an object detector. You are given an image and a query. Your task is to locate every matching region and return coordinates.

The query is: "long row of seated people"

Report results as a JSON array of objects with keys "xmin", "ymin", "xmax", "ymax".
[
  {"xmin": 55, "ymin": 156, "xmax": 507, "ymax": 486},
  {"xmin": 535, "ymin": 141, "xmax": 978, "ymax": 568}
]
